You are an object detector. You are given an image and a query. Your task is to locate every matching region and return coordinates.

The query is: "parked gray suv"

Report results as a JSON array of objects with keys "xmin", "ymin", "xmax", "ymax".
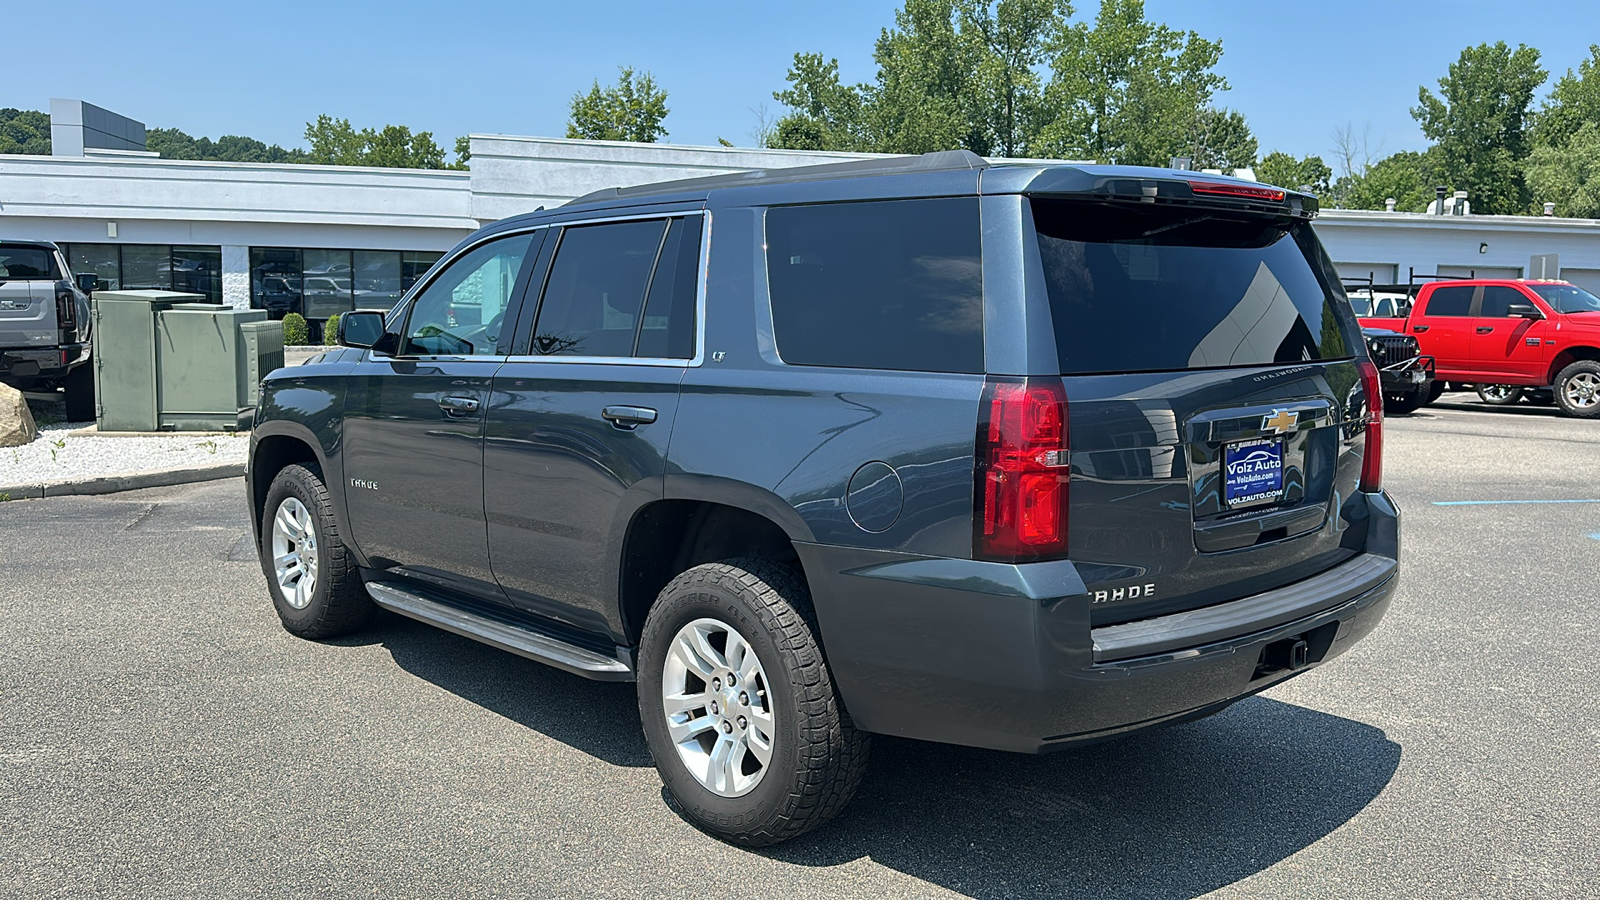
[
  {"xmin": 0, "ymin": 240, "xmax": 95, "ymax": 420},
  {"xmin": 245, "ymin": 151, "xmax": 1400, "ymax": 845}
]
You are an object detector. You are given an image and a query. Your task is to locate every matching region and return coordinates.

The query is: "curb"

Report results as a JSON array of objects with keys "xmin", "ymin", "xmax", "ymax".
[{"xmin": 0, "ymin": 462, "xmax": 245, "ymax": 501}]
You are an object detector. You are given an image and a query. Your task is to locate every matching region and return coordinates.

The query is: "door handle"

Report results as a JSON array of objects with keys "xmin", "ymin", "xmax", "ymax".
[
  {"xmin": 439, "ymin": 395, "xmax": 481, "ymax": 416},
  {"xmin": 602, "ymin": 405, "xmax": 658, "ymax": 429},
  {"xmin": 1476, "ymin": 326, "xmax": 1494, "ymax": 334},
  {"xmin": 1412, "ymin": 325, "xmax": 1429, "ymax": 333}
]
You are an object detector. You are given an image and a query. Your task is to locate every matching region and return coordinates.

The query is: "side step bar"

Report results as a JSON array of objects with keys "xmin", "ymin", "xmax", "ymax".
[{"xmin": 366, "ymin": 582, "xmax": 633, "ymax": 681}]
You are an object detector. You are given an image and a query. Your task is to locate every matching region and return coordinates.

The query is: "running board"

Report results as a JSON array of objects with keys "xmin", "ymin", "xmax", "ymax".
[{"xmin": 366, "ymin": 582, "xmax": 633, "ymax": 681}]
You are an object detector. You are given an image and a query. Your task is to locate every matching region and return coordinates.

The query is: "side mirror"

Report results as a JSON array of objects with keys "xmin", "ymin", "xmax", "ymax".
[
  {"xmin": 75, "ymin": 273, "xmax": 99, "ymax": 294},
  {"xmin": 337, "ymin": 310, "xmax": 394, "ymax": 352},
  {"xmin": 1506, "ymin": 302, "xmax": 1543, "ymax": 319}
]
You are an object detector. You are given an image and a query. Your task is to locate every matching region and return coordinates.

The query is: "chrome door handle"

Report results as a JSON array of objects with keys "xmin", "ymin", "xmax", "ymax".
[
  {"xmin": 602, "ymin": 405, "xmax": 658, "ymax": 429},
  {"xmin": 439, "ymin": 395, "xmax": 481, "ymax": 416}
]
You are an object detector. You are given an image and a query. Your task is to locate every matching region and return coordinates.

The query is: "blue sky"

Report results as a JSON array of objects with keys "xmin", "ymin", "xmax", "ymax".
[{"xmin": 6, "ymin": 0, "xmax": 1597, "ymax": 165}]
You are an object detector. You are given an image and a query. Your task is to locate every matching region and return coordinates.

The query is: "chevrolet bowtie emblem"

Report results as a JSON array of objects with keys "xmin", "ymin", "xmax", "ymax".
[{"xmin": 1262, "ymin": 409, "xmax": 1299, "ymax": 435}]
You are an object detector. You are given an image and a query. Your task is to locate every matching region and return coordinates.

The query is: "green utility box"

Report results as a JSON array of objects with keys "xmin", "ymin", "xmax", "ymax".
[{"xmin": 91, "ymin": 290, "xmax": 279, "ymax": 432}]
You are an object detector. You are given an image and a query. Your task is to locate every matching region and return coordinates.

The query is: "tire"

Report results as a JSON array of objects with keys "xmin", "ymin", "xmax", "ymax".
[
  {"xmin": 259, "ymin": 462, "xmax": 374, "ymax": 638},
  {"xmin": 637, "ymin": 558, "xmax": 870, "ymax": 846},
  {"xmin": 1553, "ymin": 360, "xmax": 1600, "ymax": 419},
  {"xmin": 1476, "ymin": 384, "xmax": 1524, "ymax": 406},
  {"xmin": 62, "ymin": 361, "xmax": 95, "ymax": 423},
  {"xmin": 1525, "ymin": 388, "xmax": 1556, "ymax": 407},
  {"xmin": 1384, "ymin": 390, "xmax": 1426, "ymax": 415},
  {"xmin": 1426, "ymin": 381, "xmax": 1446, "ymax": 405}
]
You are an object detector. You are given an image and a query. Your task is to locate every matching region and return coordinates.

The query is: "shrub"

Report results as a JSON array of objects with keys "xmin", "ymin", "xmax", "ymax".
[
  {"xmin": 324, "ymin": 313, "xmax": 341, "ymax": 346},
  {"xmin": 282, "ymin": 313, "xmax": 309, "ymax": 346}
]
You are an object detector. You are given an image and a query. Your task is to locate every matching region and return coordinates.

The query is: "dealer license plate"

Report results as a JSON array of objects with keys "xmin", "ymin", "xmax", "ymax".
[{"xmin": 1224, "ymin": 438, "xmax": 1285, "ymax": 508}]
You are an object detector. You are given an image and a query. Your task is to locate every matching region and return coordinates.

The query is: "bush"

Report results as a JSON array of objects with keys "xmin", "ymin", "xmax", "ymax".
[
  {"xmin": 282, "ymin": 313, "xmax": 309, "ymax": 346},
  {"xmin": 324, "ymin": 313, "xmax": 341, "ymax": 346}
]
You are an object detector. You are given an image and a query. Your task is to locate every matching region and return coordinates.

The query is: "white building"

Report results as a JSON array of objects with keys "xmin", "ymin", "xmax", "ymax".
[{"xmin": 3, "ymin": 99, "xmax": 1597, "ymax": 318}]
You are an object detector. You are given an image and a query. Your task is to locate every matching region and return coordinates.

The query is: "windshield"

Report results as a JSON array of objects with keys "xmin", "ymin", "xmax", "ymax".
[
  {"xmin": 1031, "ymin": 199, "xmax": 1361, "ymax": 375},
  {"xmin": 0, "ymin": 245, "xmax": 58, "ymax": 281},
  {"xmin": 1528, "ymin": 283, "xmax": 1600, "ymax": 314}
]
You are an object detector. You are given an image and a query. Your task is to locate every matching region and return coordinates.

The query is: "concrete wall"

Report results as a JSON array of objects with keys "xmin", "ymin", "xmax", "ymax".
[{"xmin": 1313, "ymin": 210, "xmax": 1600, "ymax": 283}]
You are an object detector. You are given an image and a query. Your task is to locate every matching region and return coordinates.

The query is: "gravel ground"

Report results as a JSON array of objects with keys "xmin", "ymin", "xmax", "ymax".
[{"xmin": 1, "ymin": 380, "xmax": 254, "ymax": 489}]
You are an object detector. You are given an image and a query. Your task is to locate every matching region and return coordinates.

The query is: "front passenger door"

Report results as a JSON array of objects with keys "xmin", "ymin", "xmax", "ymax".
[{"xmin": 342, "ymin": 231, "xmax": 539, "ymax": 604}]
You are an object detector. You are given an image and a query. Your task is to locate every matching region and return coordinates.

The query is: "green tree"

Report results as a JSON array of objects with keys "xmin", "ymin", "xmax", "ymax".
[
  {"xmin": 0, "ymin": 108, "xmax": 52, "ymax": 155},
  {"xmin": 1038, "ymin": 0, "xmax": 1228, "ymax": 164},
  {"xmin": 1531, "ymin": 44, "xmax": 1600, "ymax": 151},
  {"xmin": 1412, "ymin": 42, "xmax": 1546, "ymax": 214},
  {"xmin": 303, "ymin": 115, "xmax": 449, "ymax": 168},
  {"xmin": 1333, "ymin": 149, "xmax": 1439, "ymax": 211},
  {"xmin": 1188, "ymin": 107, "xmax": 1257, "ymax": 170},
  {"xmin": 770, "ymin": 53, "xmax": 871, "ymax": 151},
  {"xmin": 148, "ymin": 127, "xmax": 309, "ymax": 163},
  {"xmin": 1524, "ymin": 122, "xmax": 1600, "ymax": 218},
  {"xmin": 1256, "ymin": 151, "xmax": 1331, "ymax": 194},
  {"xmin": 567, "ymin": 67, "xmax": 670, "ymax": 143},
  {"xmin": 868, "ymin": 0, "xmax": 984, "ymax": 154},
  {"xmin": 450, "ymin": 135, "xmax": 471, "ymax": 170}
]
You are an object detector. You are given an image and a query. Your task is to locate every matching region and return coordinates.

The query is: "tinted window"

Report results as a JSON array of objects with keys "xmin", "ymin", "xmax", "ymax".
[
  {"xmin": 635, "ymin": 217, "xmax": 701, "ymax": 360},
  {"xmin": 1529, "ymin": 283, "xmax": 1600, "ymax": 314},
  {"xmin": 533, "ymin": 219, "xmax": 666, "ymax": 357},
  {"xmin": 0, "ymin": 246, "xmax": 57, "ymax": 280},
  {"xmin": 403, "ymin": 232, "xmax": 533, "ymax": 356},
  {"xmin": 1479, "ymin": 286, "xmax": 1530, "ymax": 317},
  {"xmin": 765, "ymin": 198, "xmax": 984, "ymax": 373},
  {"xmin": 1424, "ymin": 286, "xmax": 1474, "ymax": 316},
  {"xmin": 1032, "ymin": 199, "xmax": 1357, "ymax": 374}
]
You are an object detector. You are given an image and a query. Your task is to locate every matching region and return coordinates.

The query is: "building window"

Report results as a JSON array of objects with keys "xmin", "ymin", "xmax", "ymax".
[
  {"xmin": 249, "ymin": 247, "xmax": 444, "ymax": 319},
  {"xmin": 61, "ymin": 243, "xmax": 223, "ymax": 303}
]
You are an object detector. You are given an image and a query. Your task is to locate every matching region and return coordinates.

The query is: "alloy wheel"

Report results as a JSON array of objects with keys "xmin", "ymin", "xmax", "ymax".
[
  {"xmin": 660, "ymin": 617, "xmax": 776, "ymax": 798},
  {"xmin": 270, "ymin": 497, "xmax": 319, "ymax": 609},
  {"xmin": 1564, "ymin": 372, "xmax": 1600, "ymax": 409}
]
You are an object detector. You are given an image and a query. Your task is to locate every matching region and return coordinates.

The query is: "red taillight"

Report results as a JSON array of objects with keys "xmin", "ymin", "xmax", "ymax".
[
  {"xmin": 975, "ymin": 378, "xmax": 1070, "ymax": 562},
  {"xmin": 1188, "ymin": 180, "xmax": 1287, "ymax": 202},
  {"xmin": 1356, "ymin": 359, "xmax": 1383, "ymax": 492}
]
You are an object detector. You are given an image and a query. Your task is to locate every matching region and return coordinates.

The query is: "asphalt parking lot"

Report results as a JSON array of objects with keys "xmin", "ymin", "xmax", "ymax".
[{"xmin": 2, "ymin": 396, "xmax": 1597, "ymax": 899}]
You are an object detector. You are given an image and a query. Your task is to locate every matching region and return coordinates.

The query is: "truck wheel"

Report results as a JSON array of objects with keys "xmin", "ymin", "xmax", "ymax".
[
  {"xmin": 260, "ymin": 463, "xmax": 374, "ymax": 638},
  {"xmin": 1426, "ymin": 381, "xmax": 1446, "ymax": 405},
  {"xmin": 1476, "ymin": 384, "xmax": 1524, "ymax": 406},
  {"xmin": 63, "ymin": 362, "xmax": 95, "ymax": 422},
  {"xmin": 1554, "ymin": 361, "xmax": 1600, "ymax": 419},
  {"xmin": 637, "ymin": 558, "xmax": 870, "ymax": 847},
  {"xmin": 1384, "ymin": 390, "xmax": 1425, "ymax": 415}
]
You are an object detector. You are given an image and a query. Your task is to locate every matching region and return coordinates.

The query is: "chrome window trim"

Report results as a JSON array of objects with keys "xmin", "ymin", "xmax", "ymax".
[{"xmin": 504, "ymin": 209, "xmax": 709, "ymax": 368}]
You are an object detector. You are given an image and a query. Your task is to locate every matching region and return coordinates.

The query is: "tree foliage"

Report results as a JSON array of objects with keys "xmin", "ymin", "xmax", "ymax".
[
  {"xmin": 303, "ymin": 115, "xmax": 449, "ymax": 168},
  {"xmin": 1531, "ymin": 44, "xmax": 1600, "ymax": 151},
  {"xmin": 1412, "ymin": 41, "xmax": 1546, "ymax": 214},
  {"xmin": 1256, "ymin": 151, "xmax": 1331, "ymax": 195},
  {"xmin": 771, "ymin": 53, "xmax": 871, "ymax": 151},
  {"xmin": 1334, "ymin": 150, "xmax": 1439, "ymax": 212},
  {"xmin": 1524, "ymin": 122, "xmax": 1600, "ymax": 218},
  {"xmin": 1188, "ymin": 107, "xmax": 1257, "ymax": 170},
  {"xmin": 147, "ymin": 127, "xmax": 308, "ymax": 163},
  {"xmin": 567, "ymin": 67, "xmax": 670, "ymax": 143},
  {"xmin": 0, "ymin": 108, "xmax": 51, "ymax": 155}
]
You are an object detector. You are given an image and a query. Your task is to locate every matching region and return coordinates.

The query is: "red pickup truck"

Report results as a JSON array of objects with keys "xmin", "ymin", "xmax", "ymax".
[{"xmin": 1358, "ymin": 279, "xmax": 1600, "ymax": 418}]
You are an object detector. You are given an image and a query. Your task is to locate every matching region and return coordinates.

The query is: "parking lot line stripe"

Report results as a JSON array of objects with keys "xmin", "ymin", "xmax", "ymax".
[{"xmin": 1432, "ymin": 499, "xmax": 1600, "ymax": 506}]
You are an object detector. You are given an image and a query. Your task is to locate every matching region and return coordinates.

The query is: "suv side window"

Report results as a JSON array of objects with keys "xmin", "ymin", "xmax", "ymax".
[
  {"xmin": 402, "ymin": 232, "xmax": 534, "ymax": 356},
  {"xmin": 1423, "ymin": 285, "xmax": 1475, "ymax": 316},
  {"xmin": 1479, "ymin": 285, "xmax": 1528, "ymax": 317},
  {"xmin": 532, "ymin": 217, "xmax": 695, "ymax": 358},
  {"xmin": 765, "ymin": 198, "xmax": 984, "ymax": 374}
]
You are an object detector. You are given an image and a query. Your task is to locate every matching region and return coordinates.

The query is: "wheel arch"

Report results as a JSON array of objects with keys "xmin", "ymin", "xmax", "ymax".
[
  {"xmin": 617, "ymin": 490, "xmax": 815, "ymax": 648},
  {"xmin": 1547, "ymin": 346, "xmax": 1600, "ymax": 385},
  {"xmin": 248, "ymin": 422, "xmax": 337, "ymax": 549}
]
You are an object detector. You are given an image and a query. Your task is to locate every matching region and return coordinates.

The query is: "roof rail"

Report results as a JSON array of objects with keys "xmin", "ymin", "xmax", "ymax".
[{"xmin": 565, "ymin": 149, "xmax": 990, "ymax": 208}]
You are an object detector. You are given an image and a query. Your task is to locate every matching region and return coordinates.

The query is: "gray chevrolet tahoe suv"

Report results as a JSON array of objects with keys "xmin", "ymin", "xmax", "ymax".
[
  {"xmin": 0, "ymin": 240, "xmax": 96, "ymax": 420},
  {"xmin": 246, "ymin": 151, "xmax": 1400, "ymax": 845}
]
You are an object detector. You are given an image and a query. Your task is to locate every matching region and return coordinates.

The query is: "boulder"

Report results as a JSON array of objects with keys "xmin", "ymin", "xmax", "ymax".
[{"xmin": 0, "ymin": 383, "xmax": 38, "ymax": 447}]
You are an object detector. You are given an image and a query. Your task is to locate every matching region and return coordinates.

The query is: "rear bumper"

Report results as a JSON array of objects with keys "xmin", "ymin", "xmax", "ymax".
[
  {"xmin": 801, "ymin": 491, "xmax": 1400, "ymax": 753},
  {"xmin": 0, "ymin": 343, "xmax": 87, "ymax": 381}
]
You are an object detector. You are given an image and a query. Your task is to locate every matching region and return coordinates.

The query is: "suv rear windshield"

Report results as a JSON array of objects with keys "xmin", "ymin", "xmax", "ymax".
[
  {"xmin": 0, "ymin": 245, "xmax": 58, "ymax": 281},
  {"xmin": 1031, "ymin": 199, "xmax": 1359, "ymax": 375},
  {"xmin": 1528, "ymin": 283, "xmax": 1600, "ymax": 314}
]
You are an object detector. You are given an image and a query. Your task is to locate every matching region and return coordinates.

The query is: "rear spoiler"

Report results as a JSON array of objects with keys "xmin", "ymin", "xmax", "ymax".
[{"xmin": 1018, "ymin": 168, "xmax": 1318, "ymax": 219}]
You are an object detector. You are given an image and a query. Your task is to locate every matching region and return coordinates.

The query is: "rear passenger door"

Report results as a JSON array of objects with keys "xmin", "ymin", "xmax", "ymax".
[
  {"xmin": 484, "ymin": 213, "xmax": 702, "ymax": 639},
  {"xmin": 1412, "ymin": 285, "xmax": 1476, "ymax": 375}
]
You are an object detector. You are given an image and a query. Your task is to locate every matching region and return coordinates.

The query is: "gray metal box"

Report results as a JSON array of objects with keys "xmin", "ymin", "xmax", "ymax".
[
  {"xmin": 92, "ymin": 290, "xmax": 204, "ymax": 432},
  {"xmin": 239, "ymin": 320, "xmax": 285, "ymax": 407}
]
